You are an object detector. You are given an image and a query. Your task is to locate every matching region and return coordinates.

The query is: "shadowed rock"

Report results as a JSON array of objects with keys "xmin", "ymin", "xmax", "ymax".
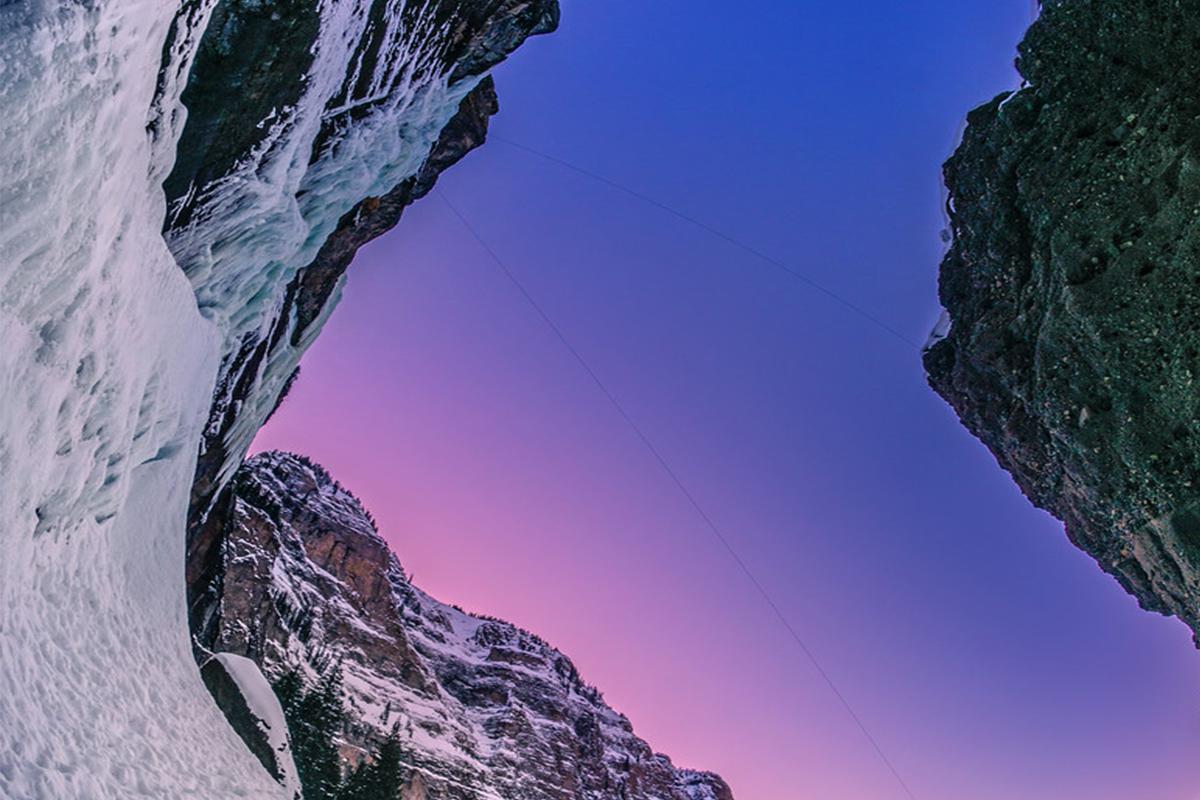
[{"xmin": 926, "ymin": 0, "xmax": 1200, "ymax": 640}]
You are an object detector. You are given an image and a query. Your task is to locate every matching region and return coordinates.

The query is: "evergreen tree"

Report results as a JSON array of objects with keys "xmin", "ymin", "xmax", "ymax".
[
  {"xmin": 272, "ymin": 662, "xmax": 347, "ymax": 800},
  {"xmin": 272, "ymin": 666, "xmax": 304, "ymax": 717},
  {"xmin": 338, "ymin": 734, "xmax": 405, "ymax": 800}
]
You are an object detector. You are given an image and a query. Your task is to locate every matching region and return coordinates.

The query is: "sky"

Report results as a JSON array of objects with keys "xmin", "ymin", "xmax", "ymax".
[{"xmin": 253, "ymin": 2, "xmax": 1200, "ymax": 798}]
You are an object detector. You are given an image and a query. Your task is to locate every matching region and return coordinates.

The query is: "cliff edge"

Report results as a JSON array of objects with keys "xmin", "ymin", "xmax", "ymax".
[
  {"xmin": 926, "ymin": 0, "xmax": 1200, "ymax": 639},
  {"xmin": 195, "ymin": 451, "xmax": 735, "ymax": 800}
]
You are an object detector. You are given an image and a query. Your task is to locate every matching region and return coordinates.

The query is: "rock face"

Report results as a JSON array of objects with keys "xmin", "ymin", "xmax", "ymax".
[
  {"xmin": 0, "ymin": 1, "xmax": 560, "ymax": 795},
  {"xmin": 925, "ymin": 0, "xmax": 1200, "ymax": 639},
  {"xmin": 170, "ymin": 0, "xmax": 559, "ymax": 564},
  {"xmin": 200, "ymin": 653, "xmax": 304, "ymax": 798},
  {"xmin": 194, "ymin": 451, "xmax": 734, "ymax": 800}
]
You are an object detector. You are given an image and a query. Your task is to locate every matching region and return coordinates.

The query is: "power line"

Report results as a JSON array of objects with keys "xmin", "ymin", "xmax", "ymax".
[
  {"xmin": 436, "ymin": 188, "xmax": 920, "ymax": 800},
  {"xmin": 491, "ymin": 135, "xmax": 922, "ymax": 351}
]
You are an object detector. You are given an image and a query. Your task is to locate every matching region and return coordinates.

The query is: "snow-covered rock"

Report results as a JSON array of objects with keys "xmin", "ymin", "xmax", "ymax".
[
  {"xmin": 0, "ymin": 1, "xmax": 553, "ymax": 796},
  {"xmin": 169, "ymin": 0, "xmax": 560, "ymax": 537},
  {"xmin": 195, "ymin": 451, "xmax": 735, "ymax": 800},
  {"xmin": 201, "ymin": 653, "xmax": 304, "ymax": 799}
]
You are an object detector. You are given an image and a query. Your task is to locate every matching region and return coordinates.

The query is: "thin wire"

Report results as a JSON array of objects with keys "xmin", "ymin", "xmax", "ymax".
[
  {"xmin": 436, "ymin": 188, "xmax": 920, "ymax": 800},
  {"xmin": 491, "ymin": 135, "xmax": 922, "ymax": 351}
]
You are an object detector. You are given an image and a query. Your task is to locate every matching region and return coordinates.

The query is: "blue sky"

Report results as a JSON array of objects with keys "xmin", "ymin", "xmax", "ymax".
[{"xmin": 257, "ymin": 3, "xmax": 1200, "ymax": 797}]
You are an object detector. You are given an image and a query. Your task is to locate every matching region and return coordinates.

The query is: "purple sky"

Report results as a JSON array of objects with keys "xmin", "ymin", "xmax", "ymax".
[{"xmin": 254, "ymin": 2, "xmax": 1200, "ymax": 797}]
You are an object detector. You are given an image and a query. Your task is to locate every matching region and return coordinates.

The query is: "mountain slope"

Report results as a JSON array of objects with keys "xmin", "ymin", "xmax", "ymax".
[{"xmin": 195, "ymin": 451, "xmax": 735, "ymax": 800}]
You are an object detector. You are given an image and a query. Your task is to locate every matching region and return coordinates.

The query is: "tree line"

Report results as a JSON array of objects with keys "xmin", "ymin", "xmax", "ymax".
[{"xmin": 272, "ymin": 662, "xmax": 409, "ymax": 800}]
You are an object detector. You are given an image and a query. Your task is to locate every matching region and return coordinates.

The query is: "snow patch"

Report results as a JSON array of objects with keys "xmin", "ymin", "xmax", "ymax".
[{"xmin": 924, "ymin": 308, "xmax": 953, "ymax": 352}]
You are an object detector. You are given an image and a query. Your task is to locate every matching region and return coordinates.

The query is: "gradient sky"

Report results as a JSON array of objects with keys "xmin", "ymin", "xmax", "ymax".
[{"xmin": 253, "ymin": 2, "xmax": 1200, "ymax": 798}]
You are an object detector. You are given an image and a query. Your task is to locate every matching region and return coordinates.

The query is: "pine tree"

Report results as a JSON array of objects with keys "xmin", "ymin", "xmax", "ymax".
[
  {"xmin": 338, "ymin": 734, "xmax": 405, "ymax": 800},
  {"xmin": 272, "ymin": 667, "xmax": 304, "ymax": 717},
  {"xmin": 272, "ymin": 662, "xmax": 347, "ymax": 800},
  {"xmin": 371, "ymin": 736, "xmax": 405, "ymax": 798}
]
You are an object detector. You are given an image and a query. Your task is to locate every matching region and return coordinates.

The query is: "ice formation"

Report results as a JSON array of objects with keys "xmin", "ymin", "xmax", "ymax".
[
  {"xmin": 0, "ymin": 0, "xmax": 530, "ymax": 796},
  {"xmin": 166, "ymin": 0, "xmax": 480, "ymax": 495},
  {"xmin": 0, "ymin": 1, "xmax": 287, "ymax": 796}
]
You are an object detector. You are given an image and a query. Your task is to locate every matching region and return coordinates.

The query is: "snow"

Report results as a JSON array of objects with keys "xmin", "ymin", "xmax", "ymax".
[
  {"xmin": 212, "ymin": 654, "xmax": 303, "ymax": 800},
  {"xmin": 0, "ymin": 1, "xmax": 287, "ymax": 796},
  {"xmin": 923, "ymin": 308, "xmax": 953, "ymax": 352},
  {"xmin": 0, "ymin": 1, "xmax": 470, "ymax": 797}
]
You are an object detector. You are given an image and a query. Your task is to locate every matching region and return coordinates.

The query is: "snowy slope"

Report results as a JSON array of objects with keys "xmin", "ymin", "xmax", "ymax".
[{"xmin": 197, "ymin": 452, "xmax": 735, "ymax": 800}]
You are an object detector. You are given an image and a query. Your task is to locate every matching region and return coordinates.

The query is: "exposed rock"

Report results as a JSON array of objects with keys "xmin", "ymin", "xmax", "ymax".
[
  {"xmin": 194, "ymin": 451, "xmax": 734, "ymax": 800},
  {"xmin": 174, "ymin": 0, "xmax": 558, "ymax": 647},
  {"xmin": 925, "ymin": 0, "xmax": 1200, "ymax": 639},
  {"xmin": 404, "ymin": 771, "xmax": 430, "ymax": 799}
]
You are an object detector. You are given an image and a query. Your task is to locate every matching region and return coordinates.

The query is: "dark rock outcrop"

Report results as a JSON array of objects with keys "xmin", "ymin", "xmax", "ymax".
[
  {"xmin": 926, "ymin": 0, "xmax": 1200, "ymax": 639},
  {"xmin": 193, "ymin": 451, "xmax": 734, "ymax": 800}
]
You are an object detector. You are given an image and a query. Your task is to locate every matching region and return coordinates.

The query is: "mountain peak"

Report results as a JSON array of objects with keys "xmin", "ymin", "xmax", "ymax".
[{"xmin": 194, "ymin": 450, "xmax": 734, "ymax": 799}]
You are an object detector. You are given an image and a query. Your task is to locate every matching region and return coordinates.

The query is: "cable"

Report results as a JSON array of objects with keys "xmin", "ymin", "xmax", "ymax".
[
  {"xmin": 491, "ymin": 135, "xmax": 922, "ymax": 351},
  {"xmin": 436, "ymin": 188, "xmax": 920, "ymax": 800}
]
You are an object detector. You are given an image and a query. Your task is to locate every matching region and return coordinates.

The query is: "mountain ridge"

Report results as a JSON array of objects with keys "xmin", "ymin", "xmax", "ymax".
[{"xmin": 195, "ymin": 449, "xmax": 735, "ymax": 799}]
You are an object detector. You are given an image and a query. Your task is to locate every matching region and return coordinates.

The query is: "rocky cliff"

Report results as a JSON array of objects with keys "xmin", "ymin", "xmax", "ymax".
[
  {"xmin": 925, "ymin": 0, "xmax": 1200, "ymax": 640},
  {"xmin": 0, "ymin": 1, "xmax": 572, "ymax": 796},
  {"xmin": 194, "ymin": 451, "xmax": 734, "ymax": 800},
  {"xmin": 169, "ymin": 0, "xmax": 559, "ymax": 570}
]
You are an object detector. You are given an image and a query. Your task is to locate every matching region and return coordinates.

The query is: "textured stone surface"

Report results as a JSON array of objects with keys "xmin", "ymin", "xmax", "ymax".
[
  {"xmin": 177, "ymin": 0, "xmax": 558, "ymax": 632},
  {"xmin": 925, "ymin": 0, "xmax": 1200, "ymax": 639},
  {"xmin": 194, "ymin": 452, "xmax": 734, "ymax": 800},
  {"xmin": 164, "ymin": 0, "xmax": 557, "ymax": 218}
]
